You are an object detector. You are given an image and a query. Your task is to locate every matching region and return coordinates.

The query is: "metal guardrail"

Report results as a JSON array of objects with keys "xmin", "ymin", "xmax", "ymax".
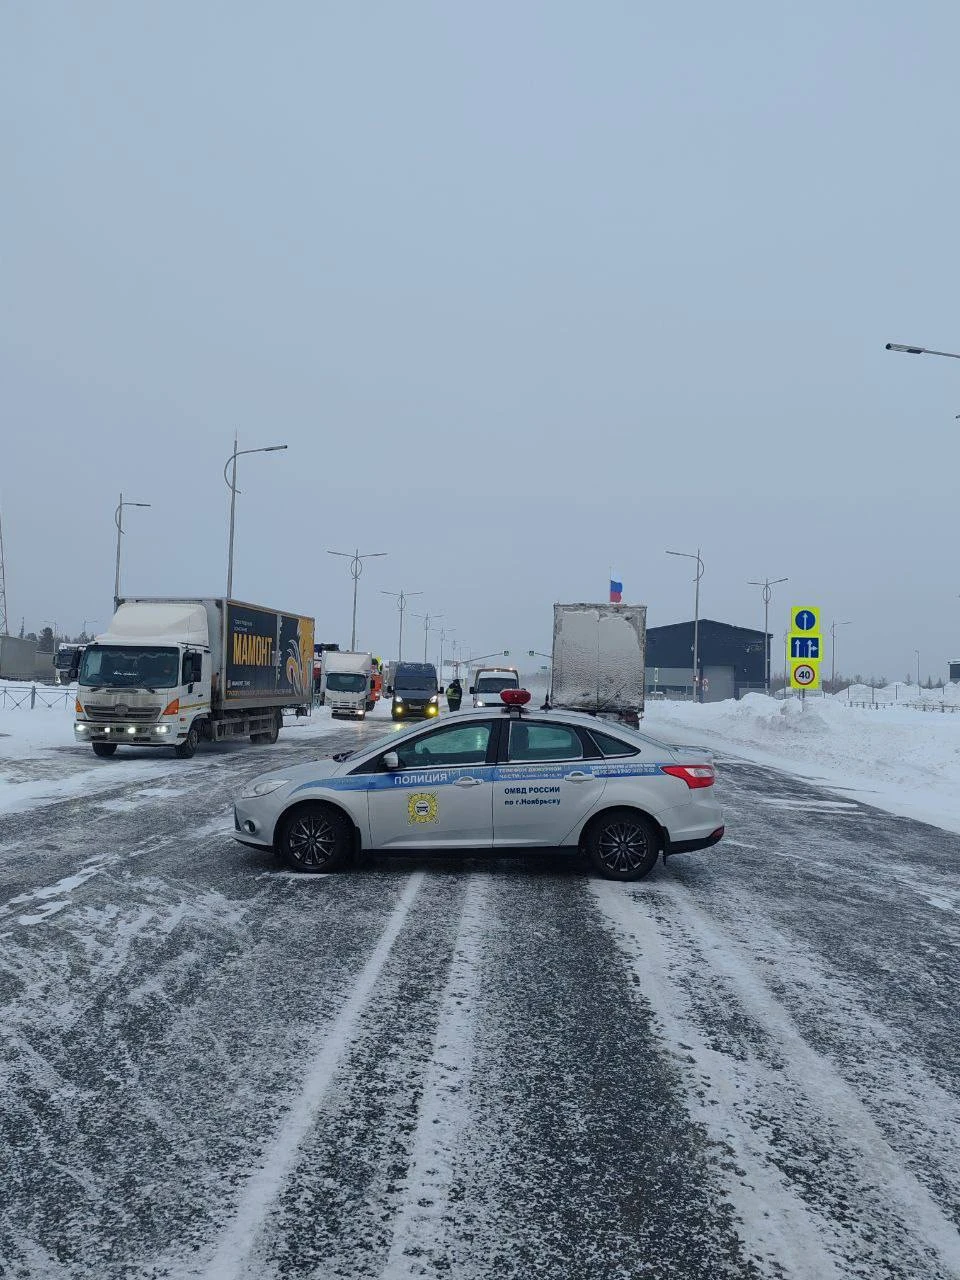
[
  {"xmin": 843, "ymin": 699, "xmax": 960, "ymax": 713},
  {"xmin": 0, "ymin": 684, "xmax": 74, "ymax": 710}
]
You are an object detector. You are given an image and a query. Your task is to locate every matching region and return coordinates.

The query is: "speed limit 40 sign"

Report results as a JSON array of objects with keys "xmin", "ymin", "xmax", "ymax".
[{"xmin": 790, "ymin": 660, "xmax": 819, "ymax": 689}]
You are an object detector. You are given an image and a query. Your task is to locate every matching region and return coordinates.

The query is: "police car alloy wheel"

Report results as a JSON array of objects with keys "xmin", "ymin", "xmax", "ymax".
[
  {"xmin": 280, "ymin": 803, "xmax": 352, "ymax": 873},
  {"xmin": 585, "ymin": 808, "xmax": 659, "ymax": 881}
]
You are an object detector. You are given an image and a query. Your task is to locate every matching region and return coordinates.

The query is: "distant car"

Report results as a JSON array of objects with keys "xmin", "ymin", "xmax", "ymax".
[{"xmin": 232, "ymin": 692, "xmax": 724, "ymax": 881}]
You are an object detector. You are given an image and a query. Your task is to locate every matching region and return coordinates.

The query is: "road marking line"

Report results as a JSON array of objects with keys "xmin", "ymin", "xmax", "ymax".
[
  {"xmin": 199, "ymin": 872, "xmax": 424, "ymax": 1279},
  {"xmin": 593, "ymin": 880, "xmax": 960, "ymax": 1276},
  {"xmin": 378, "ymin": 875, "xmax": 487, "ymax": 1279}
]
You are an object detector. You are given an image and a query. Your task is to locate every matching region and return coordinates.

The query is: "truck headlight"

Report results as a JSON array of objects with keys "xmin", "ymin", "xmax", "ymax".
[
  {"xmin": 239, "ymin": 778, "xmax": 290, "ymax": 799},
  {"xmin": 395, "ymin": 696, "xmax": 403, "ymax": 704},
  {"xmin": 430, "ymin": 695, "xmax": 438, "ymax": 704}
]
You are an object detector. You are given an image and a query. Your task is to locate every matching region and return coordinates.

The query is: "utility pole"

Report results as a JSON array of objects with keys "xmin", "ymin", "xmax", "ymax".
[
  {"xmin": 223, "ymin": 435, "xmax": 288, "ymax": 599},
  {"xmin": 0, "ymin": 507, "xmax": 8, "ymax": 635},
  {"xmin": 748, "ymin": 576, "xmax": 788, "ymax": 694},
  {"xmin": 413, "ymin": 611, "xmax": 444, "ymax": 663},
  {"xmin": 830, "ymin": 620, "xmax": 851, "ymax": 689},
  {"xmin": 667, "ymin": 548, "xmax": 704, "ymax": 700},
  {"xmin": 327, "ymin": 548, "xmax": 387, "ymax": 650},
  {"xmin": 114, "ymin": 493, "xmax": 152, "ymax": 610},
  {"xmin": 381, "ymin": 588, "xmax": 423, "ymax": 663}
]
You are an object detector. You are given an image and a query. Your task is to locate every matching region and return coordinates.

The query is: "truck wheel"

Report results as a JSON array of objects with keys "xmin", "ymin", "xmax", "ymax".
[
  {"xmin": 585, "ymin": 808, "xmax": 659, "ymax": 881},
  {"xmin": 251, "ymin": 712, "xmax": 281, "ymax": 745},
  {"xmin": 279, "ymin": 804, "xmax": 352, "ymax": 873},
  {"xmin": 92, "ymin": 742, "xmax": 117, "ymax": 758},
  {"xmin": 174, "ymin": 726, "xmax": 199, "ymax": 759},
  {"xmin": 365, "ymin": 700, "xmax": 375, "ymax": 712}
]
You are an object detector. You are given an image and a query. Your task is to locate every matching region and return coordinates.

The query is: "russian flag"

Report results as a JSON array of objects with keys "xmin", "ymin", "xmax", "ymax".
[{"xmin": 609, "ymin": 578, "xmax": 623, "ymax": 603}]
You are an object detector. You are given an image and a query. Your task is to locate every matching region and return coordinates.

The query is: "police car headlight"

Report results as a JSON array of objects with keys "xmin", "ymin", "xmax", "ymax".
[{"xmin": 240, "ymin": 777, "xmax": 290, "ymax": 799}]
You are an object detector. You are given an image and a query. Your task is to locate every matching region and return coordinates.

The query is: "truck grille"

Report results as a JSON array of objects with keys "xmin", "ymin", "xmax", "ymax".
[{"xmin": 82, "ymin": 703, "xmax": 162, "ymax": 723}]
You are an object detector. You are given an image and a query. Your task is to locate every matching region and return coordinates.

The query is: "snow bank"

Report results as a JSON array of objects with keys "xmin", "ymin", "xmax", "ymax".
[{"xmin": 644, "ymin": 692, "xmax": 960, "ymax": 835}]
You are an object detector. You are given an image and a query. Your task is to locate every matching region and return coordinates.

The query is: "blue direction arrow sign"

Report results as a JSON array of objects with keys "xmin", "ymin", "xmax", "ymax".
[
  {"xmin": 790, "ymin": 636, "xmax": 820, "ymax": 659},
  {"xmin": 793, "ymin": 608, "xmax": 818, "ymax": 632}
]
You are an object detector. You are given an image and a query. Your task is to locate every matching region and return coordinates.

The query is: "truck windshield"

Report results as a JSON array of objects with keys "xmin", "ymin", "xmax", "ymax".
[
  {"xmin": 55, "ymin": 647, "xmax": 79, "ymax": 671},
  {"xmin": 326, "ymin": 672, "xmax": 367, "ymax": 692},
  {"xmin": 79, "ymin": 645, "xmax": 180, "ymax": 690},
  {"xmin": 477, "ymin": 675, "xmax": 518, "ymax": 694}
]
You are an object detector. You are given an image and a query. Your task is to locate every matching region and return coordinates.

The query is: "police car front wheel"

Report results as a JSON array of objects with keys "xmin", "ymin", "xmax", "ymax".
[
  {"xmin": 279, "ymin": 803, "xmax": 352, "ymax": 873},
  {"xmin": 585, "ymin": 808, "xmax": 659, "ymax": 881}
]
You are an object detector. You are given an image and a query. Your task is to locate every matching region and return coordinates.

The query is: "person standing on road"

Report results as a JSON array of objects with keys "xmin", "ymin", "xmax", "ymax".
[{"xmin": 446, "ymin": 678, "xmax": 462, "ymax": 711}]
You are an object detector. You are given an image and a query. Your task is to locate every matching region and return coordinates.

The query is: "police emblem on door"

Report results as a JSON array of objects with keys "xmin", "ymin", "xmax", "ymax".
[{"xmin": 408, "ymin": 792, "xmax": 439, "ymax": 824}]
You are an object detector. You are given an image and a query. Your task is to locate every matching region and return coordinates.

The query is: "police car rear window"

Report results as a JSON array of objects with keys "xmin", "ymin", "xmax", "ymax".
[{"xmin": 587, "ymin": 730, "xmax": 637, "ymax": 758}]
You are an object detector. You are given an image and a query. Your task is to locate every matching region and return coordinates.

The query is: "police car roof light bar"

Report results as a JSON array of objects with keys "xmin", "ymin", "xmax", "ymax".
[{"xmin": 501, "ymin": 689, "xmax": 531, "ymax": 706}]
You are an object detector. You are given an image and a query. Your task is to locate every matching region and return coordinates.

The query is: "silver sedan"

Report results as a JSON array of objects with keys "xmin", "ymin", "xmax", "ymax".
[{"xmin": 232, "ymin": 703, "xmax": 724, "ymax": 881}]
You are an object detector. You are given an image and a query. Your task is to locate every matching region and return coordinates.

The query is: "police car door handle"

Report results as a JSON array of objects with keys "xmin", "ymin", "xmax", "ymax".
[
  {"xmin": 455, "ymin": 776, "xmax": 483, "ymax": 787},
  {"xmin": 566, "ymin": 771, "xmax": 593, "ymax": 782}
]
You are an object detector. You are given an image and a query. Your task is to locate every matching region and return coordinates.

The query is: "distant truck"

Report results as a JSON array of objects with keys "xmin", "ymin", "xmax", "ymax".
[
  {"xmin": 320, "ymin": 650, "xmax": 378, "ymax": 719},
  {"xmin": 74, "ymin": 597, "xmax": 314, "ymax": 759},
  {"xmin": 54, "ymin": 644, "xmax": 85, "ymax": 685},
  {"xmin": 469, "ymin": 665, "xmax": 520, "ymax": 708},
  {"xmin": 549, "ymin": 602, "xmax": 646, "ymax": 726}
]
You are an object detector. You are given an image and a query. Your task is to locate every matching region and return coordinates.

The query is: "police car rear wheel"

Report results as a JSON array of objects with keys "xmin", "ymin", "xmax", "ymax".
[
  {"xmin": 280, "ymin": 804, "xmax": 351, "ymax": 873},
  {"xmin": 586, "ymin": 808, "xmax": 659, "ymax": 881}
]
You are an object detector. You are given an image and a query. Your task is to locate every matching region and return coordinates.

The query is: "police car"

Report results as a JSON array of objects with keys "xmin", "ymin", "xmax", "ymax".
[{"xmin": 232, "ymin": 690, "xmax": 724, "ymax": 881}]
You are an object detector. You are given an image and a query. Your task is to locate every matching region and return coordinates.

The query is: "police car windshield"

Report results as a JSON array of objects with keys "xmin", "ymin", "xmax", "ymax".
[{"xmin": 332, "ymin": 725, "xmax": 409, "ymax": 762}]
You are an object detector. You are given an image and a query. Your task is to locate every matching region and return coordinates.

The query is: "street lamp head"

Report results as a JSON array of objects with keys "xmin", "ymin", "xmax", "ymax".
[
  {"xmin": 263, "ymin": 445, "xmax": 288, "ymax": 452},
  {"xmin": 886, "ymin": 343, "xmax": 925, "ymax": 354}
]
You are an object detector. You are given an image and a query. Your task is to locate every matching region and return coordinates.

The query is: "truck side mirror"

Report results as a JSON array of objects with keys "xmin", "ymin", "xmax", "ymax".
[
  {"xmin": 383, "ymin": 751, "xmax": 399, "ymax": 770},
  {"xmin": 385, "ymin": 686, "xmax": 393, "ymax": 695},
  {"xmin": 68, "ymin": 664, "xmax": 79, "ymax": 681},
  {"xmin": 468, "ymin": 686, "xmax": 475, "ymax": 695}
]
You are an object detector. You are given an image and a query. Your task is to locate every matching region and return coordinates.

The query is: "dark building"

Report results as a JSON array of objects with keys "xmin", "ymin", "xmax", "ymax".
[
  {"xmin": 950, "ymin": 659, "xmax": 960, "ymax": 684},
  {"xmin": 646, "ymin": 619, "xmax": 768, "ymax": 702}
]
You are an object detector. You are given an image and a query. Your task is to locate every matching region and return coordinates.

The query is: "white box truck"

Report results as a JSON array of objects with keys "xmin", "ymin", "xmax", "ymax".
[
  {"xmin": 549, "ymin": 602, "xmax": 647, "ymax": 726},
  {"xmin": 74, "ymin": 597, "xmax": 314, "ymax": 759},
  {"xmin": 320, "ymin": 650, "xmax": 377, "ymax": 718}
]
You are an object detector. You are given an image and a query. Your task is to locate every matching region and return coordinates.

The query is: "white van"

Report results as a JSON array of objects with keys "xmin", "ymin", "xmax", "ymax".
[{"xmin": 469, "ymin": 666, "xmax": 520, "ymax": 708}]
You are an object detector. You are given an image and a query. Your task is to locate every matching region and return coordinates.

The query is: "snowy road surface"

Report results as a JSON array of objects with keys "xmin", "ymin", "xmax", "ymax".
[{"xmin": 2, "ymin": 728, "xmax": 960, "ymax": 1278}]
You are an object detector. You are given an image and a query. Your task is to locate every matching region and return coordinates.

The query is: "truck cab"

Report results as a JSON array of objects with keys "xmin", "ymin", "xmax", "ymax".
[
  {"xmin": 321, "ymin": 651, "xmax": 376, "ymax": 719},
  {"xmin": 469, "ymin": 666, "xmax": 520, "ymax": 708}
]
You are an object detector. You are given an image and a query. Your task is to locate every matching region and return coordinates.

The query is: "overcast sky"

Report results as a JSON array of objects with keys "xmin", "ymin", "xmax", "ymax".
[{"xmin": 3, "ymin": 2, "xmax": 959, "ymax": 681}]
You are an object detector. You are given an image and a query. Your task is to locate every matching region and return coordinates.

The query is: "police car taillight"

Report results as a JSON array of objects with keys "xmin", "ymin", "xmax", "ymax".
[
  {"xmin": 501, "ymin": 689, "xmax": 531, "ymax": 706},
  {"xmin": 660, "ymin": 764, "xmax": 715, "ymax": 789}
]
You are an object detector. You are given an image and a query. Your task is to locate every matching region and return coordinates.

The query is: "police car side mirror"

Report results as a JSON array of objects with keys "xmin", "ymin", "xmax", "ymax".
[{"xmin": 383, "ymin": 751, "xmax": 399, "ymax": 770}]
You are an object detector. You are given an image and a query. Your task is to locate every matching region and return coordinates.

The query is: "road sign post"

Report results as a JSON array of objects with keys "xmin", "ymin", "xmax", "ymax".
[{"xmin": 788, "ymin": 605, "xmax": 822, "ymax": 691}]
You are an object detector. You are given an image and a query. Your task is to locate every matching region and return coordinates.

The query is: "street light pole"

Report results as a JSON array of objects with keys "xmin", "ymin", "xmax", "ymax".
[
  {"xmin": 748, "ymin": 576, "xmax": 788, "ymax": 694},
  {"xmin": 438, "ymin": 626, "xmax": 454, "ymax": 681},
  {"xmin": 886, "ymin": 342, "xmax": 960, "ymax": 360},
  {"xmin": 916, "ymin": 648, "xmax": 921, "ymax": 691},
  {"xmin": 830, "ymin": 620, "xmax": 851, "ymax": 688},
  {"xmin": 223, "ymin": 435, "xmax": 288, "ymax": 599},
  {"xmin": 667, "ymin": 548, "xmax": 704, "ymax": 701},
  {"xmin": 381, "ymin": 589, "xmax": 423, "ymax": 663},
  {"xmin": 114, "ymin": 492, "xmax": 152, "ymax": 609},
  {"xmin": 413, "ymin": 611, "xmax": 444, "ymax": 663},
  {"xmin": 327, "ymin": 548, "xmax": 387, "ymax": 651}
]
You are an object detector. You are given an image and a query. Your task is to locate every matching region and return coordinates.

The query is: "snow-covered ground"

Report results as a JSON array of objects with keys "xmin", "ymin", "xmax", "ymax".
[
  {"xmin": 645, "ymin": 691, "xmax": 960, "ymax": 835},
  {"xmin": 0, "ymin": 686, "xmax": 364, "ymax": 817}
]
